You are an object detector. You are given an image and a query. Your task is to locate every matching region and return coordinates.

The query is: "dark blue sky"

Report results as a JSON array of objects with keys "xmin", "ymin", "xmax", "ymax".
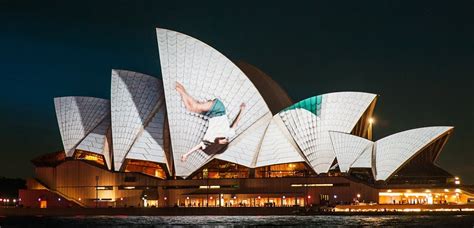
[{"xmin": 1, "ymin": 1, "xmax": 473, "ymax": 182}]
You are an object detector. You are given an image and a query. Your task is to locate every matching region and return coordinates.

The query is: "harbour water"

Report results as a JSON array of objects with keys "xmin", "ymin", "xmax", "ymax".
[{"xmin": 1, "ymin": 215, "xmax": 474, "ymax": 227}]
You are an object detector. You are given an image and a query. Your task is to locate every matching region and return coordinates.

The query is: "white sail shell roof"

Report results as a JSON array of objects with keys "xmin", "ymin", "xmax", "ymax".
[
  {"xmin": 214, "ymin": 113, "xmax": 272, "ymax": 167},
  {"xmin": 126, "ymin": 103, "xmax": 169, "ymax": 173},
  {"xmin": 351, "ymin": 143, "xmax": 373, "ymax": 169},
  {"xmin": 110, "ymin": 70, "xmax": 163, "ymax": 171},
  {"xmin": 279, "ymin": 92, "xmax": 377, "ymax": 174},
  {"xmin": 156, "ymin": 28, "xmax": 271, "ymax": 177},
  {"xmin": 54, "ymin": 96, "xmax": 109, "ymax": 157},
  {"xmin": 255, "ymin": 115, "xmax": 305, "ymax": 167},
  {"xmin": 76, "ymin": 115, "xmax": 112, "ymax": 169},
  {"xmin": 375, "ymin": 126, "xmax": 453, "ymax": 181},
  {"xmin": 329, "ymin": 131, "xmax": 373, "ymax": 173}
]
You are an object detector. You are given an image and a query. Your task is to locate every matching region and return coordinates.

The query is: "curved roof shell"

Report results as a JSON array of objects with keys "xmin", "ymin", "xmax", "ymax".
[
  {"xmin": 156, "ymin": 28, "xmax": 271, "ymax": 177},
  {"xmin": 110, "ymin": 70, "xmax": 164, "ymax": 171},
  {"xmin": 76, "ymin": 115, "xmax": 112, "ymax": 169},
  {"xmin": 329, "ymin": 131, "xmax": 373, "ymax": 173},
  {"xmin": 279, "ymin": 92, "xmax": 377, "ymax": 174},
  {"xmin": 213, "ymin": 113, "xmax": 272, "ymax": 167},
  {"xmin": 351, "ymin": 142, "xmax": 374, "ymax": 169},
  {"xmin": 126, "ymin": 103, "xmax": 170, "ymax": 173},
  {"xmin": 375, "ymin": 126, "xmax": 453, "ymax": 181},
  {"xmin": 255, "ymin": 115, "xmax": 305, "ymax": 167},
  {"xmin": 54, "ymin": 96, "xmax": 109, "ymax": 157}
]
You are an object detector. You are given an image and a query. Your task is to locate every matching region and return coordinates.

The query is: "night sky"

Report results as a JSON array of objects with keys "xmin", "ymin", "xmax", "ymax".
[{"xmin": 1, "ymin": 1, "xmax": 473, "ymax": 182}]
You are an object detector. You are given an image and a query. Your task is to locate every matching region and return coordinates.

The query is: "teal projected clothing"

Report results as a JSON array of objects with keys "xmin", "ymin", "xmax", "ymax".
[
  {"xmin": 282, "ymin": 95, "xmax": 323, "ymax": 116},
  {"xmin": 203, "ymin": 99, "xmax": 226, "ymax": 118}
]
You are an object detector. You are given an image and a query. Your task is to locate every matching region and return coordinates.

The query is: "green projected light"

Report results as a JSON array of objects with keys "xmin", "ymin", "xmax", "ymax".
[{"xmin": 282, "ymin": 95, "xmax": 323, "ymax": 116}]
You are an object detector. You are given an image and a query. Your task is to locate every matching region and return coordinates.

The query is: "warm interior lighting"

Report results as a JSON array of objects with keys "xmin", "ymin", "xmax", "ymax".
[
  {"xmin": 291, "ymin": 183, "xmax": 333, "ymax": 187},
  {"xmin": 379, "ymin": 192, "xmax": 403, "ymax": 196},
  {"xmin": 199, "ymin": 185, "xmax": 221, "ymax": 189},
  {"xmin": 74, "ymin": 150, "xmax": 105, "ymax": 166},
  {"xmin": 387, "ymin": 189, "xmax": 392, "ymax": 193},
  {"xmin": 124, "ymin": 159, "xmax": 166, "ymax": 179},
  {"xmin": 124, "ymin": 186, "xmax": 135, "ymax": 190},
  {"xmin": 444, "ymin": 189, "xmax": 449, "ymax": 192}
]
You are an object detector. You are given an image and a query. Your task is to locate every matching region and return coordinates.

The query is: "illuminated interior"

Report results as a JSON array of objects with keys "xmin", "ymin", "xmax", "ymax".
[
  {"xmin": 179, "ymin": 194, "xmax": 306, "ymax": 207},
  {"xmin": 379, "ymin": 188, "xmax": 474, "ymax": 205},
  {"xmin": 74, "ymin": 150, "xmax": 105, "ymax": 166},
  {"xmin": 124, "ymin": 159, "xmax": 167, "ymax": 179},
  {"xmin": 255, "ymin": 162, "xmax": 311, "ymax": 178},
  {"xmin": 192, "ymin": 160, "xmax": 249, "ymax": 179}
]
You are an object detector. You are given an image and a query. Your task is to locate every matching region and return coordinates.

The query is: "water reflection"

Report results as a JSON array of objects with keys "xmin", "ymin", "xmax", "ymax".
[{"xmin": 0, "ymin": 215, "xmax": 474, "ymax": 227}]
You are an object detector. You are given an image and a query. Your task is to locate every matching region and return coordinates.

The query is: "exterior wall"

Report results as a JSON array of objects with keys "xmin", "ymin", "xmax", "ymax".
[
  {"xmin": 35, "ymin": 167, "xmax": 56, "ymax": 189},
  {"xmin": 157, "ymin": 176, "xmax": 379, "ymax": 207},
  {"xmin": 18, "ymin": 189, "xmax": 80, "ymax": 208},
  {"xmin": 28, "ymin": 160, "xmax": 379, "ymax": 208},
  {"xmin": 34, "ymin": 160, "xmax": 162, "ymax": 208},
  {"xmin": 26, "ymin": 178, "xmax": 47, "ymax": 190}
]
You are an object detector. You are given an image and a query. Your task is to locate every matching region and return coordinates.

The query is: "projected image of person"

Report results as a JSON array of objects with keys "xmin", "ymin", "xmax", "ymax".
[{"xmin": 176, "ymin": 82, "xmax": 245, "ymax": 162}]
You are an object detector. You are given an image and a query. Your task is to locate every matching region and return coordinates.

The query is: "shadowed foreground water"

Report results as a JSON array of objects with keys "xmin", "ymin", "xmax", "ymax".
[{"xmin": 1, "ymin": 215, "xmax": 474, "ymax": 227}]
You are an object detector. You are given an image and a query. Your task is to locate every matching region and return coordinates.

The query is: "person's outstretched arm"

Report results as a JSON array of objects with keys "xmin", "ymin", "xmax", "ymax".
[
  {"xmin": 231, "ymin": 103, "xmax": 246, "ymax": 129},
  {"xmin": 181, "ymin": 142, "xmax": 206, "ymax": 162}
]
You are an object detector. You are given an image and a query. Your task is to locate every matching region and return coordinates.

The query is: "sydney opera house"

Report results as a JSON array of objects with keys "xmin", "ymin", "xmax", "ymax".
[{"xmin": 19, "ymin": 29, "xmax": 473, "ymax": 209}]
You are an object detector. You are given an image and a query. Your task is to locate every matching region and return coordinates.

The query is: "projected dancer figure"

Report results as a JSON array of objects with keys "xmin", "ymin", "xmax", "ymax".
[{"xmin": 176, "ymin": 82, "xmax": 246, "ymax": 162}]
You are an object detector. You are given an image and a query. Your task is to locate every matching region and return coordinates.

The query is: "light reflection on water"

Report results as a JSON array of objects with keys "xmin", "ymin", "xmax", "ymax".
[{"xmin": 1, "ymin": 215, "xmax": 474, "ymax": 227}]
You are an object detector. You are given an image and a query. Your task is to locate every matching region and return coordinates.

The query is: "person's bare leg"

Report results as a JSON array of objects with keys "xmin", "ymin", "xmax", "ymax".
[
  {"xmin": 176, "ymin": 82, "xmax": 214, "ymax": 113},
  {"xmin": 175, "ymin": 82, "xmax": 197, "ymax": 110},
  {"xmin": 181, "ymin": 142, "xmax": 206, "ymax": 162}
]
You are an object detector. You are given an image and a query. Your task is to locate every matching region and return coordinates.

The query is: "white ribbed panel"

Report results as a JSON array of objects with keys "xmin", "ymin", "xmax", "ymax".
[
  {"xmin": 156, "ymin": 28, "xmax": 271, "ymax": 177},
  {"xmin": 126, "ymin": 103, "xmax": 170, "ymax": 173},
  {"xmin": 111, "ymin": 70, "xmax": 163, "ymax": 171},
  {"xmin": 375, "ymin": 126, "xmax": 453, "ymax": 181},
  {"xmin": 279, "ymin": 92, "xmax": 377, "ymax": 174},
  {"xmin": 351, "ymin": 143, "xmax": 373, "ymax": 169},
  {"xmin": 54, "ymin": 96, "xmax": 109, "ymax": 157},
  {"xmin": 76, "ymin": 115, "xmax": 112, "ymax": 169},
  {"xmin": 329, "ymin": 131, "xmax": 373, "ymax": 172},
  {"xmin": 255, "ymin": 115, "xmax": 305, "ymax": 167},
  {"xmin": 214, "ymin": 113, "xmax": 272, "ymax": 167}
]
